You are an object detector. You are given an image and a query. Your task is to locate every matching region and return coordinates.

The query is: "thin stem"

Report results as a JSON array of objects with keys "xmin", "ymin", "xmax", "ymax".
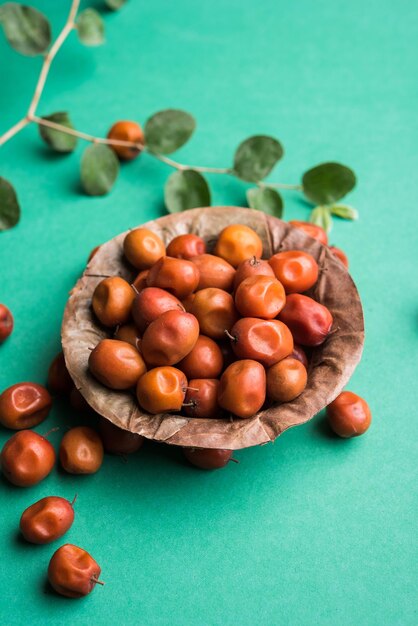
[
  {"xmin": 31, "ymin": 115, "xmax": 145, "ymax": 149},
  {"xmin": 259, "ymin": 181, "xmax": 303, "ymax": 191},
  {"xmin": 144, "ymin": 149, "xmax": 231, "ymax": 174},
  {"xmin": 0, "ymin": 117, "xmax": 29, "ymax": 146},
  {"xmin": 28, "ymin": 0, "xmax": 81, "ymax": 117},
  {"xmin": 0, "ymin": 0, "xmax": 81, "ymax": 147}
]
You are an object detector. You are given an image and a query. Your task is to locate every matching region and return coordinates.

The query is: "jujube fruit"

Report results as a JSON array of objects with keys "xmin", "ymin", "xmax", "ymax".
[
  {"xmin": 181, "ymin": 293, "xmax": 195, "ymax": 312},
  {"xmin": 166, "ymin": 234, "xmax": 206, "ymax": 259},
  {"xmin": 1, "ymin": 430, "xmax": 55, "ymax": 486},
  {"xmin": 183, "ymin": 448, "xmax": 233, "ymax": 469},
  {"xmin": 107, "ymin": 120, "xmax": 144, "ymax": 160},
  {"xmin": 59, "ymin": 427, "xmax": 104, "ymax": 475},
  {"xmin": 233, "ymin": 257, "xmax": 274, "ymax": 290},
  {"xmin": 177, "ymin": 335, "xmax": 223, "ymax": 379},
  {"xmin": 0, "ymin": 382, "xmax": 52, "ymax": 430},
  {"xmin": 141, "ymin": 310, "xmax": 199, "ymax": 366},
  {"xmin": 92, "ymin": 277, "xmax": 135, "ymax": 327},
  {"xmin": 89, "ymin": 339, "xmax": 146, "ymax": 389},
  {"xmin": 48, "ymin": 544, "xmax": 102, "ymax": 598},
  {"xmin": 146, "ymin": 256, "xmax": 199, "ymax": 298},
  {"xmin": 289, "ymin": 220, "xmax": 328, "ymax": 245},
  {"xmin": 290, "ymin": 344, "xmax": 309, "ymax": 369},
  {"xmin": 190, "ymin": 288, "xmax": 237, "ymax": 339},
  {"xmin": 69, "ymin": 387, "xmax": 92, "ymax": 414},
  {"xmin": 20, "ymin": 496, "xmax": 75, "ymax": 544},
  {"xmin": 189, "ymin": 254, "xmax": 236, "ymax": 291},
  {"xmin": 114, "ymin": 323, "xmax": 142, "ymax": 351},
  {"xmin": 218, "ymin": 341, "xmax": 236, "ymax": 371},
  {"xmin": 234, "ymin": 275, "xmax": 286, "ymax": 319},
  {"xmin": 329, "ymin": 246, "xmax": 349, "ymax": 268},
  {"xmin": 132, "ymin": 269, "xmax": 149, "ymax": 292},
  {"xmin": 98, "ymin": 417, "xmax": 144, "ymax": 455},
  {"xmin": 229, "ymin": 318, "xmax": 293, "ymax": 367},
  {"xmin": 184, "ymin": 379, "xmax": 220, "ymax": 419},
  {"xmin": 136, "ymin": 367, "xmax": 187, "ymax": 414},
  {"xmin": 131, "ymin": 287, "xmax": 184, "ymax": 332},
  {"xmin": 48, "ymin": 352, "xmax": 73, "ymax": 396},
  {"xmin": 278, "ymin": 293, "xmax": 333, "ymax": 346},
  {"xmin": 269, "ymin": 250, "xmax": 319, "ymax": 294},
  {"xmin": 327, "ymin": 391, "xmax": 371, "ymax": 438},
  {"xmin": 214, "ymin": 224, "xmax": 263, "ymax": 267},
  {"xmin": 123, "ymin": 228, "xmax": 166, "ymax": 270},
  {"xmin": 266, "ymin": 357, "xmax": 307, "ymax": 402},
  {"xmin": 218, "ymin": 360, "xmax": 266, "ymax": 418},
  {"xmin": 0, "ymin": 304, "xmax": 13, "ymax": 341}
]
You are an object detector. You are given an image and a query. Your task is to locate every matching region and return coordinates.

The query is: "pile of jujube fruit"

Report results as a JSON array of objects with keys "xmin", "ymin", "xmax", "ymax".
[
  {"xmin": 0, "ymin": 220, "xmax": 372, "ymax": 599},
  {"xmin": 88, "ymin": 223, "xmax": 333, "ymax": 422}
]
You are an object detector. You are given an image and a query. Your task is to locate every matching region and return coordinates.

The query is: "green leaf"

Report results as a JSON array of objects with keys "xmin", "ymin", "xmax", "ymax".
[
  {"xmin": 0, "ymin": 177, "xmax": 20, "ymax": 231},
  {"xmin": 302, "ymin": 162, "xmax": 356, "ymax": 205},
  {"xmin": 76, "ymin": 9, "xmax": 104, "ymax": 46},
  {"xmin": 105, "ymin": 0, "xmax": 126, "ymax": 9},
  {"xmin": 246, "ymin": 186, "xmax": 283, "ymax": 218},
  {"xmin": 164, "ymin": 169, "xmax": 210, "ymax": 213},
  {"xmin": 310, "ymin": 206, "xmax": 332, "ymax": 233},
  {"xmin": 0, "ymin": 3, "xmax": 51, "ymax": 56},
  {"xmin": 329, "ymin": 204, "xmax": 358, "ymax": 220},
  {"xmin": 232, "ymin": 136, "xmax": 284, "ymax": 183},
  {"xmin": 80, "ymin": 144, "xmax": 119, "ymax": 196},
  {"xmin": 144, "ymin": 110, "xmax": 196, "ymax": 155},
  {"xmin": 38, "ymin": 112, "xmax": 77, "ymax": 153}
]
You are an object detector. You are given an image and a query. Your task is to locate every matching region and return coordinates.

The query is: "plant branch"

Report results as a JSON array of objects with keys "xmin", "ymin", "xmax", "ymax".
[
  {"xmin": 30, "ymin": 117, "xmax": 302, "ymax": 190},
  {"xmin": 0, "ymin": 117, "xmax": 29, "ymax": 146},
  {"xmin": 28, "ymin": 0, "xmax": 81, "ymax": 117},
  {"xmin": 148, "ymin": 151, "xmax": 231, "ymax": 174},
  {"xmin": 31, "ymin": 117, "xmax": 300, "ymax": 187},
  {"xmin": 259, "ymin": 181, "xmax": 303, "ymax": 191}
]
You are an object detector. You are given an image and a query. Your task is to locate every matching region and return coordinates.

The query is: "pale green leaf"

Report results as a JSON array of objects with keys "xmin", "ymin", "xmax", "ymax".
[
  {"xmin": 233, "ymin": 135, "xmax": 284, "ymax": 183},
  {"xmin": 0, "ymin": 3, "xmax": 51, "ymax": 55},
  {"xmin": 81, "ymin": 144, "xmax": 119, "ymax": 196},
  {"xmin": 39, "ymin": 112, "xmax": 77, "ymax": 153},
  {"xmin": 246, "ymin": 186, "xmax": 283, "ymax": 218},
  {"xmin": 329, "ymin": 204, "xmax": 358, "ymax": 220},
  {"xmin": 105, "ymin": 0, "xmax": 126, "ymax": 9},
  {"xmin": 145, "ymin": 110, "xmax": 196, "ymax": 155},
  {"xmin": 0, "ymin": 177, "xmax": 20, "ymax": 231},
  {"xmin": 164, "ymin": 169, "xmax": 210, "ymax": 213},
  {"xmin": 76, "ymin": 8, "xmax": 104, "ymax": 46},
  {"xmin": 310, "ymin": 205, "xmax": 332, "ymax": 233},
  {"xmin": 302, "ymin": 162, "xmax": 356, "ymax": 205}
]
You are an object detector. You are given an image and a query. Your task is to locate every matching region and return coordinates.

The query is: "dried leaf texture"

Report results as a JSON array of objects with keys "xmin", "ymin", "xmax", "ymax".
[{"xmin": 62, "ymin": 207, "xmax": 364, "ymax": 449}]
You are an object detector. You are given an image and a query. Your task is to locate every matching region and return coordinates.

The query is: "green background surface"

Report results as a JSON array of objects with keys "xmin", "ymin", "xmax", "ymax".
[{"xmin": 0, "ymin": 0, "xmax": 417, "ymax": 624}]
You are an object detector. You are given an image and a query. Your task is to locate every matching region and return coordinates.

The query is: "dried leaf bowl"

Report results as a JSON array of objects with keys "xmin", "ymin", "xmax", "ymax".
[{"xmin": 62, "ymin": 206, "xmax": 364, "ymax": 450}]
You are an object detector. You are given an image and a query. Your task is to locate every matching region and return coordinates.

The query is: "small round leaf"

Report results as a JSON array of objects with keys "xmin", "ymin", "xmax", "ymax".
[
  {"xmin": 0, "ymin": 177, "xmax": 20, "ymax": 231},
  {"xmin": 246, "ymin": 186, "xmax": 283, "ymax": 218},
  {"xmin": 76, "ymin": 9, "xmax": 105, "ymax": 46},
  {"xmin": 233, "ymin": 136, "xmax": 284, "ymax": 183},
  {"xmin": 80, "ymin": 144, "xmax": 119, "ymax": 196},
  {"xmin": 164, "ymin": 169, "xmax": 210, "ymax": 213},
  {"xmin": 105, "ymin": 0, "xmax": 126, "ymax": 9},
  {"xmin": 39, "ymin": 112, "xmax": 77, "ymax": 153},
  {"xmin": 302, "ymin": 162, "xmax": 356, "ymax": 205},
  {"xmin": 329, "ymin": 204, "xmax": 358, "ymax": 220},
  {"xmin": 0, "ymin": 3, "xmax": 51, "ymax": 56},
  {"xmin": 310, "ymin": 206, "xmax": 332, "ymax": 233},
  {"xmin": 144, "ymin": 110, "xmax": 196, "ymax": 155}
]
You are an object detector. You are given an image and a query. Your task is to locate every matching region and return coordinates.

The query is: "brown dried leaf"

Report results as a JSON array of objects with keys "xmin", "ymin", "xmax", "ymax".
[{"xmin": 62, "ymin": 207, "xmax": 364, "ymax": 450}]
